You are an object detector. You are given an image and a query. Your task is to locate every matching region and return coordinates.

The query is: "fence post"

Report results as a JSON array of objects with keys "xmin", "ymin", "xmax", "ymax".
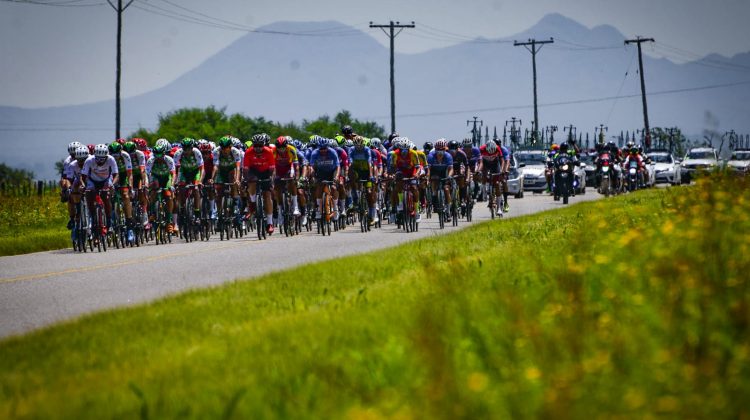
[{"xmin": 37, "ymin": 180, "xmax": 43, "ymax": 197}]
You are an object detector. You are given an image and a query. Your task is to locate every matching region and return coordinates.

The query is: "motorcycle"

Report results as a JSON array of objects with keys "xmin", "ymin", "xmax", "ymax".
[
  {"xmin": 627, "ymin": 160, "xmax": 639, "ymax": 192},
  {"xmin": 597, "ymin": 153, "xmax": 613, "ymax": 197},
  {"xmin": 554, "ymin": 155, "xmax": 575, "ymax": 204}
]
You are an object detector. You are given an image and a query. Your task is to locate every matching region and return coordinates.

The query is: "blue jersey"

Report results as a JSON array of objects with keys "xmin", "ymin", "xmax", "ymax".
[
  {"xmin": 500, "ymin": 146, "xmax": 511, "ymax": 162},
  {"xmin": 463, "ymin": 146, "xmax": 481, "ymax": 166},
  {"xmin": 348, "ymin": 146, "xmax": 372, "ymax": 166},
  {"xmin": 427, "ymin": 150, "xmax": 453, "ymax": 177},
  {"xmin": 310, "ymin": 148, "xmax": 340, "ymax": 174}
]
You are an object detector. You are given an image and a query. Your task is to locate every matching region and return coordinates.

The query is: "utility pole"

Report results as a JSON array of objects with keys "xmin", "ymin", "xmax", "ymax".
[
  {"xmin": 625, "ymin": 36, "xmax": 655, "ymax": 148},
  {"xmin": 106, "ymin": 0, "xmax": 135, "ymax": 140},
  {"xmin": 369, "ymin": 21, "xmax": 415, "ymax": 134},
  {"xmin": 466, "ymin": 116, "xmax": 483, "ymax": 147},
  {"xmin": 514, "ymin": 38, "xmax": 554, "ymax": 144},
  {"xmin": 595, "ymin": 124, "xmax": 608, "ymax": 147}
]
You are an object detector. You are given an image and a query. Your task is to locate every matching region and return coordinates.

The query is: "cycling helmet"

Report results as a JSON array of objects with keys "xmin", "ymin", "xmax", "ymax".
[
  {"xmin": 398, "ymin": 140, "xmax": 410, "ymax": 151},
  {"xmin": 197, "ymin": 138, "xmax": 208, "ymax": 146},
  {"xmin": 388, "ymin": 132, "xmax": 400, "ymax": 141},
  {"xmin": 94, "ymin": 143, "xmax": 109, "ymax": 158},
  {"xmin": 329, "ymin": 138, "xmax": 338, "ymax": 148},
  {"xmin": 200, "ymin": 142, "xmax": 214, "ymax": 153},
  {"xmin": 133, "ymin": 138, "xmax": 148, "ymax": 150},
  {"xmin": 218, "ymin": 137, "xmax": 233, "ymax": 148},
  {"xmin": 448, "ymin": 140, "xmax": 460, "ymax": 150},
  {"xmin": 551, "ymin": 143, "xmax": 559, "ymax": 151},
  {"xmin": 244, "ymin": 140, "xmax": 254, "ymax": 150},
  {"xmin": 335, "ymin": 135, "xmax": 345, "ymax": 146},
  {"xmin": 462, "ymin": 138, "xmax": 473, "ymax": 147},
  {"xmin": 231, "ymin": 137, "xmax": 243, "ymax": 150},
  {"xmin": 116, "ymin": 138, "xmax": 126, "ymax": 145},
  {"xmin": 559, "ymin": 143, "xmax": 569, "ymax": 153},
  {"xmin": 123, "ymin": 141, "xmax": 137, "ymax": 154},
  {"xmin": 423, "ymin": 142, "xmax": 434, "ymax": 152},
  {"xmin": 352, "ymin": 136, "xmax": 364, "ymax": 147},
  {"xmin": 626, "ymin": 140, "xmax": 635, "ymax": 149},
  {"xmin": 342, "ymin": 125, "xmax": 353, "ymax": 136},
  {"xmin": 181, "ymin": 137, "xmax": 195, "ymax": 149},
  {"xmin": 486, "ymin": 141, "xmax": 497, "ymax": 154},
  {"xmin": 153, "ymin": 144, "xmax": 168, "ymax": 157},
  {"xmin": 252, "ymin": 133, "xmax": 270, "ymax": 146},
  {"xmin": 630, "ymin": 147, "xmax": 638, "ymax": 154},
  {"xmin": 171, "ymin": 142, "xmax": 181, "ymax": 149},
  {"xmin": 109, "ymin": 141, "xmax": 122, "ymax": 154},
  {"xmin": 370, "ymin": 138, "xmax": 381, "ymax": 148},
  {"xmin": 346, "ymin": 139, "xmax": 355, "ymax": 148},
  {"xmin": 68, "ymin": 141, "xmax": 83, "ymax": 155},
  {"xmin": 276, "ymin": 136, "xmax": 288, "ymax": 148},
  {"xmin": 155, "ymin": 138, "xmax": 170, "ymax": 150},
  {"xmin": 292, "ymin": 139, "xmax": 303, "ymax": 149},
  {"xmin": 318, "ymin": 138, "xmax": 329, "ymax": 149},
  {"xmin": 87, "ymin": 144, "xmax": 96, "ymax": 155},
  {"xmin": 74, "ymin": 146, "xmax": 89, "ymax": 160}
]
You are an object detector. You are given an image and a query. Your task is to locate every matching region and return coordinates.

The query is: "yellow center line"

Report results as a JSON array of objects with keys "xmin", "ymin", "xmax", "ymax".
[{"xmin": 0, "ymin": 242, "xmax": 251, "ymax": 284}]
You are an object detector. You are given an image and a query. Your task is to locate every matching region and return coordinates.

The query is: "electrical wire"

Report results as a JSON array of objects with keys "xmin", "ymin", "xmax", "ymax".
[{"xmin": 0, "ymin": 0, "xmax": 104, "ymax": 6}]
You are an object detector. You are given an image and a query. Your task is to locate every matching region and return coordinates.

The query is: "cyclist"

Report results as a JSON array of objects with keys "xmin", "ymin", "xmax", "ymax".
[
  {"xmin": 243, "ymin": 133, "xmax": 276, "ymax": 235},
  {"xmin": 427, "ymin": 139, "xmax": 454, "ymax": 222},
  {"xmin": 124, "ymin": 141, "xmax": 149, "ymax": 227},
  {"xmin": 413, "ymin": 143, "xmax": 428, "ymax": 211},
  {"xmin": 498, "ymin": 140, "xmax": 512, "ymax": 213},
  {"xmin": 212, "ymin": 136, "xmax": 242, "ymax": 224},
  {"xmin": 146, "ymin": 143, "xmax": 177, "ymax": 233},
  {"xmin": 348, "ymin": 135, "xmax": 377, "ymax": 225},
  {"xmin": 63, "ymin": 145, "xmax": 89, "ymax": 229},
  {"xmin": 109, "ymin": 141, "xmax": 135, "ymax": 230},
  {"xmin": 62, "ymin": 141, "xmax": 83, "ymax": 228},
  {"xmin": 309, "ymin": 137, "xmax": 340, "ymax": 222},
  {"xmin": 81, "ymin": 144, "xmax": 119, "ymax": 234},
  {"xmin": 330, "ymin": 137, "xmax": 349, "ymax": 217},
  {"xmin": 478, "ymin": 141, "xmax": 504, "ymax": 216},
  {"xmin": 391, "ymin": 137, "xmax": 422, "ymax": 223},
  {"xmin": 174, "ymin": 138, "xmax": 204, "ymax": 225},
  {"xmin": 198, "ymin": 140, "xmax": 216, "ymax": 220},
  {"xmin": 461, "ymin": 138, "xmax": 481, "ymax": 200},
  {"xmin": 133, "ymin": 138, "xmax": 150, "ymax": 160},
  {"xmin": 447, "ymin": 140, "xmax": 469, "ymax": 214},
  {"xmin": 273, "ymin": 135, "xmax": 301, "ymax": 220}
]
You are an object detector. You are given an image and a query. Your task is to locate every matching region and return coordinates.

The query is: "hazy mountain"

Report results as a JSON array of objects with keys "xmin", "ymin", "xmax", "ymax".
[{"xmin": 2, "ymin": 13, "xmax": 749, "ymax": 179}]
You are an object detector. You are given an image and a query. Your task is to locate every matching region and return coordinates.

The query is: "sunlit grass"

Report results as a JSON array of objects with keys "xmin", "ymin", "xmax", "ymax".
[{"xmin": 0, "ymin": 195, "xmax": 68, "ymax": 256}]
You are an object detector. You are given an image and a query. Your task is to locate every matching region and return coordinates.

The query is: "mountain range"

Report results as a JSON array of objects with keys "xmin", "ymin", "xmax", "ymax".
[{"xmin": 2, "ymin": 13, "xmax": 749, "ymax": 179}]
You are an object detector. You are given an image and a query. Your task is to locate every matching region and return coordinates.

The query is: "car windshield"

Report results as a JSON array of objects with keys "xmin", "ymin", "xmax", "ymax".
[
  {"xmin": 580, "ymin": 155, "xmax": 595, "ymax": 164},
  {"xmin": 687, "ymin": 151, "xmax": 716, "ymax": 160},
  {"xmin": 650, "ymin": 154, "xmax": 673, "ymax": 163},
  {"xmin": 516, "ymin": 153, "xmax": 546, "ymax": 164},
  {"xmin": 731, "ymin": 151, "xmax": 750, "ymax": 160}
]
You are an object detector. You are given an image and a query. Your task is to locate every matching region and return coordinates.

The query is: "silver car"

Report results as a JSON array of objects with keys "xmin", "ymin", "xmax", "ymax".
[
  {"xmin": 507, "ymin": 155, "xmax": 525, "ymax": 198},
  {"xmin": 681, "ymin": 147, "xmax": 719, "ymax": 182},
  {"xmin": 649, "ymin": 151, "xmax": 682, "ymax": 185},
  {"xmin": 517, "ymin": 150, "xmax": 549, "ymax": 193},
  {"xmin": 726, "ymin": 149, "xmax": 750, "ymax": 175}
]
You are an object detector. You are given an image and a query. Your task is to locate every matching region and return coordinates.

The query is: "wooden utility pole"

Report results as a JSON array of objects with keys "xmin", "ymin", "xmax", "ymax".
[
  {"xmin": 107, "ymin": 0, "xmax": 135, "ymax": 140},
  {"xmin": 514, "ymin": 38, "xmax": 554, "ymax": 144},
  {"xmin": 625, "ymin": 36, "xmax": 655, "ymax": 148},
  {"xmin": 369, "ymin": 21, "xmax": 415, "ymax": 134}
]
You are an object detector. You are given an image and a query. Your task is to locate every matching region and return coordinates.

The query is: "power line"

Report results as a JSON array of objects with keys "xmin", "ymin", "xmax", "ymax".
[
  {"xmin": 606, "ymin": 49, "xmax": 638, "ymax": 124},
  {"xmin": 0, "ymin": 0, "xmax": 104, "ymax": 6}
]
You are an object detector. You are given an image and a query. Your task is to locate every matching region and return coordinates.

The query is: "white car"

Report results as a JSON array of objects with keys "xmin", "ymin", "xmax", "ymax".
[
  {"xmin": 726, "ymin": 149, "xmax": 750, "ymax": 175},
  {"xmin": 649, "ymin": 150, "xmax": 682, "ymax": 185},
  {"xmin": 507, "ymin": 155, "xmax": 525, "ymax": 198},
  {"xmin": 517, "ymin": 150, "xmax": 549, "ymax": 193},
  {"xmin": 681, "ymin": 147, "xmax": 719, "ymax": 182}
]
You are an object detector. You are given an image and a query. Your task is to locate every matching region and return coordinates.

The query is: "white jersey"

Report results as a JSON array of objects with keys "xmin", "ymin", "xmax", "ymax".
[
  {"xmin": 62, "ymin": 155, "xmax": 75, "ymax": 180},
  {"xmin": 146, "ymin": 155, "xmax": 176, "ymax": 178},
  {"xmin": 64, "ymin": 159, "xmax": 83, "ymax": 182},
  {"xmin": 82, "ymin": 155, "xmax": 118, "ymax": 183},
  {"xmin": 129, "ymin": 150, "xmax": 147, "ymax": 169},
  {"xmin": 173, "ymin": 148, "xmax": 204, "ymax": 171}
]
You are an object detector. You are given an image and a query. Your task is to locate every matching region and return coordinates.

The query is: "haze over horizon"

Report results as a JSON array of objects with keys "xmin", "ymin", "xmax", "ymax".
[{"xmin": 2, "ymin": 0, "xmax": 750, "ymax": 108}]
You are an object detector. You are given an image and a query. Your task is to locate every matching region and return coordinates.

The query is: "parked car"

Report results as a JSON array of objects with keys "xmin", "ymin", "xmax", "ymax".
[
  {"xmin": 517, "ymin": 150, "xmax": 549, "ymax": 193},
  {"xmin": 507, "ymin": 154, "xmax": 525, "ymax": 198},
  {"xmin": 648, "ymin": 150, "xmax": 682, "ymax": 185},
  {"xmin": 726, "ymin": 149, "xmax": 750, "ymax": 175},
  {"xmin": 681, "ymin": 147, "xmax": 719, "ymax": 182}
]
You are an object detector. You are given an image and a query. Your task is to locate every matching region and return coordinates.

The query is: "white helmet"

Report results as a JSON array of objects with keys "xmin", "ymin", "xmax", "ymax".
[
  {"xmin": 155, "ymin": 138, "xmax": 170, "ymax": 149},
  {"xmin": 94, "ymin": 143, "xmax": 109, "ymax": 158},
  {"xmin": 74, "ymin": 145, "xmax": 89, "ymax": 160},
  {"xmin": 486, "ymin": 141, "xmax": 497, "ymax": 154},
  {"xmin": 68, "ymin": 141, "xmax": 83, "ymax": 154},
  {"xmin": 462, "ymin": 138, "xmax": 473, "ymax": 146},
  {"xmin": 370, "ymin": 138, "xmax": 381, "ymax": 148}
]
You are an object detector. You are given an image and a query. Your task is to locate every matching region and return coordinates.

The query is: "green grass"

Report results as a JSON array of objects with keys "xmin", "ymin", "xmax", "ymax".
[
  {"xmin": 0, "ymin": 195, "xmax": 69, "ymax": 256},
  {"xmin": 1, "ymin": 174, "xmax": 749, "ymax": 419}
]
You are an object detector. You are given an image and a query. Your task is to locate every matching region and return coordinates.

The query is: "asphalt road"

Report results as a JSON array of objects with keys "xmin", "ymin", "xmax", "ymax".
[{"xmin": 0, "ymin": 192, "xmax": 601, "ymax": 339}]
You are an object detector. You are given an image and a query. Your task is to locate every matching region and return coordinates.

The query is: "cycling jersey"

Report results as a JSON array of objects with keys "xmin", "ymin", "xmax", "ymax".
[
  {"xmin": 273, "ymin": 146, "xmax": 298, "ymax": 176},
  {"xmin": 369, "ymin": 147, "xmax": 383, "ymax": 168},
  {"xmin": 310, "ymin": 148, "xmax": 340, "ymax": 177},
  {"xmin": 500, "ymin": 146, "xmax": 511, "ymax": 162},
  {"xmin": 128, "ymin": 150, "xmax": 147, "ymax": 174},
  {"xmin": 447, "ymin": 149, "xmax": 468, "ymax": 174},
  {"xmin": 214, "ymin": 147, "xmax": 242, "ymax": 183},
  {"xmin": 64, "ymin": 159, "xmax": 85, "ymax": 183},
  {"xmin": 427, "ymin": 150, "xmax": 453, "ymax": 178},
  {"xmin": 62, "ymin": 155, "xmax": 75, "ymax": 180},
  {"xmin": 333, "ymin": 146, "xmax": 349, "ymax": 170},
  {"xmin": 200, "ymin": 150, "xmax": 214, "ymax": 180},
  {"xmin": 416, "ymin": 150, "xmax": 428, "ymax": 169},
  {"xmin": 82, "ymin": 155, "xmax": 118, "ymax": 187},
  {"xmin": 146, "ymin": 155, "xmax": 175, "ymax": 188},
  {"xmin": 480, "ymin": 144, "xmax": 504, "ymax": 172},
  {"xmin": 393, "ymin": 149, "xmax": 421, "ymax": 177},
  {"xmin": 462, "ymin": 146, "xmax": 481, "ymax": 169},
  {"xmin": 174, "ymin": 148, "xmax": 204, "ymax": 173},
  {"xmin": 243, "ymin": 146, "xmax": 276, "ymax": 173},
  {"xmin": 348, "ymin": 147, "xmax": 372, "ymax": 172}
]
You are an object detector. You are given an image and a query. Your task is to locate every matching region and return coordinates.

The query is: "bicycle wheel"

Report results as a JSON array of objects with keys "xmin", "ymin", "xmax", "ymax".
[{"xmin": 437, "ymin": 189, "xmax": 445, "ymax": 229}]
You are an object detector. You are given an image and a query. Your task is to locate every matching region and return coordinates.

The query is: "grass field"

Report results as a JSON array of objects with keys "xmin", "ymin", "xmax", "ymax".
[
  {"xmin": 0, "ymin": 174, "xmax": 748, "ymax": 419},
  {"xmin": 0, "ymin": 194, "xmax": 68, "ymax": 256}
]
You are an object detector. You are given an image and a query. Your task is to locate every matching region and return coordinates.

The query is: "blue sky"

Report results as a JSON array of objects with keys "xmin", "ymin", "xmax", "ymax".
[{"xmin": 2, "ymin": 0, "xmax": 749, "ymax": 108}]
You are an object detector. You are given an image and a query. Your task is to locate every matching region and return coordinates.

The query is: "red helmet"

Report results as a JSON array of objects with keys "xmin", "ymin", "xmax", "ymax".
[
  {"xmin": 199, "ymin": 142, "xmax": 213, "ymax": 153},
  {"xmin": 132, "ymin": 138, "xmax": 147, "ymax": 150},
  {"xmin": 276, "ymin": 136, "xmax": 288, "ymax": 147},
  {"xmin": 116, "ymin": 138, "xmax": 126, "ymax": 145},
  {"xmin": 87, "ymin": 144, "xmax": 96, "ymax": 154}
]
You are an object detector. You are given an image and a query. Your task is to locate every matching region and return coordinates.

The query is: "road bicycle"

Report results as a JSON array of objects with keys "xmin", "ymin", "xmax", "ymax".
[
  {"xmin": 152, "ymin": 187, "xmax": 172, "ymax": 245},
  {"xmin": 317, "ymin": 180, "xmax": 336, "ymax": 236}
]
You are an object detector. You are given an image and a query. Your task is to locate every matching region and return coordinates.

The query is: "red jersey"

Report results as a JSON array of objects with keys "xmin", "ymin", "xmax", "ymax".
[
  {"xmin": 479, "ymin": 144, "xmax": 503, "ymax": 163},
  {"xmin": 243, "ymin": 146, "xmax": 275, "ymax": 172}
]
